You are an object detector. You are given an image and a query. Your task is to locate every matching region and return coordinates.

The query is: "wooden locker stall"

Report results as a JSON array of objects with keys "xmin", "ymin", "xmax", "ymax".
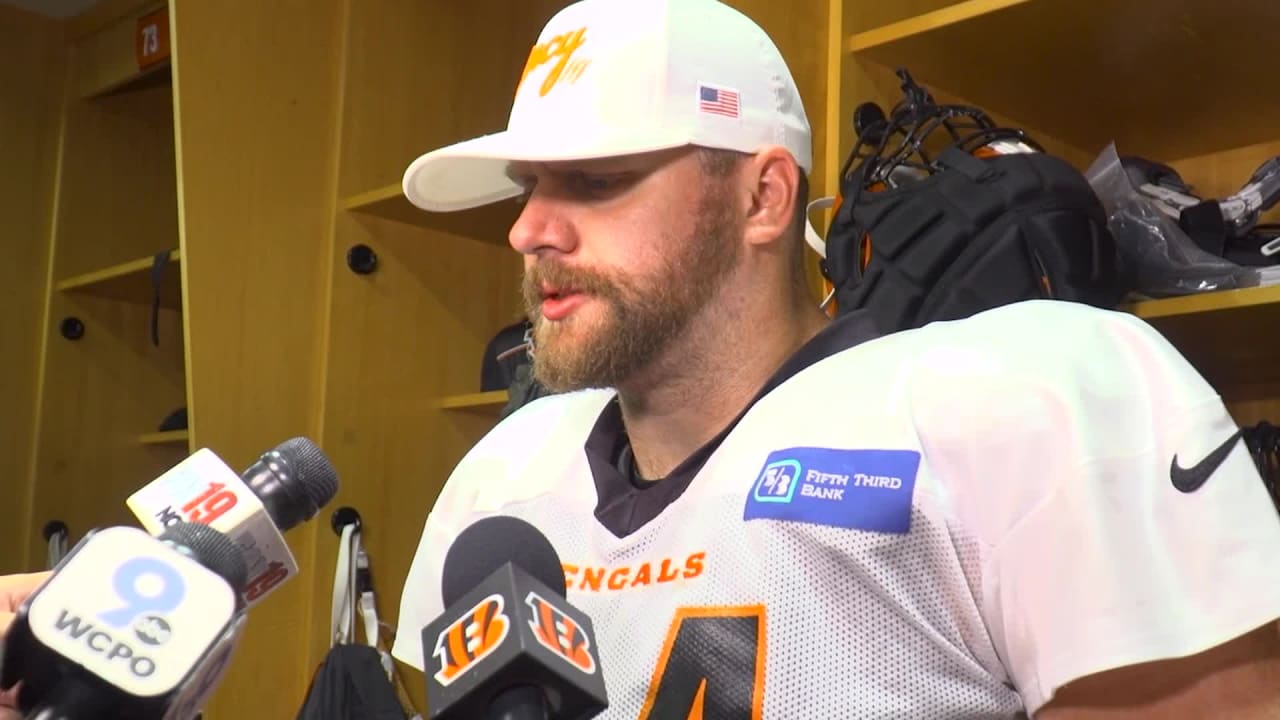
[
  {"xmin": 307, "ymin": 5, "xmax": 562, "ymax": 711},
  {"xmin": 167, "ymin": 1, "xmax": 346, "ymax": 716},
  {"xmin": 0, "ymin": 5, "xmax": 65, "ymax": 573},
  {"xmin": 8, "ymin": 0, "xmax": 346, "ymax": 716},
  {"xmin": 27, "ymin": 0, "xmax": 189, "ymax": 574}
]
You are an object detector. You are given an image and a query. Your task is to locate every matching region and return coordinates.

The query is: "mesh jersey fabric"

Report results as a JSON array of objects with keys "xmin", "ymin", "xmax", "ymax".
[{"xmin": 393, "ymin": 299, "xmax": 1280, "ymax": 718}]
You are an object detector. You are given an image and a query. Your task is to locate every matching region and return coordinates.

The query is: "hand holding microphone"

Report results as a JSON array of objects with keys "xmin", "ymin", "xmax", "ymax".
[
  {"xmin": 0, "ymin": 522, "xmax": 249, "ymax": 720},
  {"xmin": 1, "ymin": 574, "xmax": 51, "ymax": 636},
  {"xmin": 0, "ymin": 436, "xmax": 340, "ymax": 720},
  {"xmin": 421, "ymin": 516, "xmax": 608, "ymax": 720},
  {"xmin": 1, "ymin": 574, "xmax": 50, "ymax": 720}
]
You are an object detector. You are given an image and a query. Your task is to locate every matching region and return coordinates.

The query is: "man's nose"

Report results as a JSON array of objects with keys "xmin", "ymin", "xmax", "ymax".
[{"xmin": 508, "ymin": 191, "xmax": 577, "ymax": 257}]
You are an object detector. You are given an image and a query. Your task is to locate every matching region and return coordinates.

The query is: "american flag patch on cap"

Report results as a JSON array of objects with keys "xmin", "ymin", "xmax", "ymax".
[{"xmin": 698, "ymin": 84, "xmax": 740, "ymax": 118}]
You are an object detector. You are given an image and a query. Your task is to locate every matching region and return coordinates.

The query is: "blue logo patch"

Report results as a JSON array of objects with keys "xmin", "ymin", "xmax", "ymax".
[{"xmin": 743, "ymin": 447, "xmax": 920, "ymax": 534}]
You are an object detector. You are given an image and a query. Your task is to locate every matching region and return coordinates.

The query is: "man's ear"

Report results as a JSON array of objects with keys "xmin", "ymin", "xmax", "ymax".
[{"xmin": 742, "ymin": 146, "xmax": 800, "ymax": 250}]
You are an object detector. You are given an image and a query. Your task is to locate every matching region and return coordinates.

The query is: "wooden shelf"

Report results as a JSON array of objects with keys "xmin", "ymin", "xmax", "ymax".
[
  {"xmin": 439, "ymin": 390, "xmax": 509, "ymax": 411},
  {"xmin": 1124, "ymin": 284, "xmax": 1280, "ymax": 321},
  {"xmin": 848, "ymin": 0, "xmax": 1280, "ymax": 161},
  {"xmin": 86, "ymin": 60, "xmax": 172, "ymax": 101},
  {"xmin": 138, "ymin": 430, "xmax": 188, "ymax": 445},
  {"xmin": 1119, "ymin": 284, "xmax": 1280, "ymax": 396},
  {"xmin": 56, "ymin": 249, "xmax": 181, "ymax": 308},
  {"xmin": 342, "ymin": 183, "xmax": 519, "ymax": 246}
]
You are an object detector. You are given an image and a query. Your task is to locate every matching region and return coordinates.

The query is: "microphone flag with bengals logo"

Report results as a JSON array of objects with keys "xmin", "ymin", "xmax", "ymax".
[
  {"xmin": 526, "ymin": 590, "xmax": 597, "ymax": 674},
  {"xmin": 421, "ymin": 562, "xmax": 608, "ymax": 720}
]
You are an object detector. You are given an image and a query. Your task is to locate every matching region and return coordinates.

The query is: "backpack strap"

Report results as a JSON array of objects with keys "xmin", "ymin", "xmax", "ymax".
[
  {"xmin": 330, "ymin": 519, "xmax": 394, "ymax": 681},
  {"xmin": 331, "ymin": 523, "xmax": 357, "ymax": 647},
  {"xmin": 936, "ymin": 145, "xmax": 1000, "ymax": 182}
]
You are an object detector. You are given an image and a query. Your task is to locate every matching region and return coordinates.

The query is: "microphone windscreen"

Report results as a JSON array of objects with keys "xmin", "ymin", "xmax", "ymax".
[
  {"xmin": 277, "ymin": 437, "xmax": 339, "ymax": 511},
  {"xmin": 440, "ymin": 516, "xmax": 564, "ymax": 607},
  {"xmin": 159, "ymin": 521, "xmax": 249, "ymax": 595}
]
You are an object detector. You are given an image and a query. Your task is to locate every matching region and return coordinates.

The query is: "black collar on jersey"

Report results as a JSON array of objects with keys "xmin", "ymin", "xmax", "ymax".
[{"xmin": 585, "ymin": 309, "xmax": 883, "ymax": 538}]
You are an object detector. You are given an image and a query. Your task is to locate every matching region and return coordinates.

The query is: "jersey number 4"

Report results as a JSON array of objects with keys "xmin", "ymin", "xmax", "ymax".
[{"xmin": 637, "ymin": 605, "xmax": 765, "ymax": 720}]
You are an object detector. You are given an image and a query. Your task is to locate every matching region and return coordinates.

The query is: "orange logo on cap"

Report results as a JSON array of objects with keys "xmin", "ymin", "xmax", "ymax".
[{"xmin": 519, "ymin": 26, "xmax": 591, "ymax": 97}]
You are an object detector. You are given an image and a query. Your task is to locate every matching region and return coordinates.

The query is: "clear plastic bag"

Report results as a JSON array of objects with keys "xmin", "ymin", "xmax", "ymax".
[{"xmin": 1084, "ymin": 142, "xmax": 1260, "ymax": 298}]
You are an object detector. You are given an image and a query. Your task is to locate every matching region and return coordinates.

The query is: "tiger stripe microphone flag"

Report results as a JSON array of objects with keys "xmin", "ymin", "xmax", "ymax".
[{"xmin": 422, "ymin": 516, "xmax": 608, "ymax": 719}]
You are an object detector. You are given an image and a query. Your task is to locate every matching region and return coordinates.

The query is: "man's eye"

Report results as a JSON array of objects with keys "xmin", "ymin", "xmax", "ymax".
[{"xmin": 571, "ymin": 173, "xmax": 625, "ymax": 196}]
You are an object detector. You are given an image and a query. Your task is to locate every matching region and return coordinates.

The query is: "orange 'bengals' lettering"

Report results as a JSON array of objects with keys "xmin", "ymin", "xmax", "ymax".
[
  {"xmin": 430, "ymin": 594, "xmax": 509, "ymax": 686},
  {"xmin": 684, "ymin": 552, "xmax": 705, "ymax": 579},
  {"xmin": 607, "ymin": 567, "xmax": 630, "ymax": 590},
  {"xmin": 562, "ymin": 551, "xmax": 706, "ymax": 593},
  {"xmin": 581, "ymin": 566, "xmax": 604, "ymax": 591},
  {"xmin": 656, "ymin": 558, "xmax": 682, "ymax": 583},
  {"xmin": 631, "ymin": 563, "xmax": 651, "ymax": 587}
]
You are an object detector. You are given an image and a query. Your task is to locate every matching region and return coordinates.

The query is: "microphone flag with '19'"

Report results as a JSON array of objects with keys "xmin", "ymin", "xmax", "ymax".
[
  {"xmin": 125, "ymin": 437, "xmax": 339, "ymax": 606},
  {"xmin": 421, "ymin": 515, "xmax": 608, "ymax": 720},
  {"xmin": 0, "ymin": 522, "xmax": 250, "ymax": 720}
]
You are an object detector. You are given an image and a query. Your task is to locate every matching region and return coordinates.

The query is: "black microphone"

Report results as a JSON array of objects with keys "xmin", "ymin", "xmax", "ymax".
[
  {"xmin": 125, "ymin": 437, "xmax": 340, "ymax": 606},
  {"xmin": 421, "ymin": 516, "xmax": 608, "ymax": 720},
  {"xmin": 238, "ymin": 437, "xmax": 339, "ymax": 531},
  {"xmin": 0, "ymin": 522, "xmax": 250, "ymax": 720}
]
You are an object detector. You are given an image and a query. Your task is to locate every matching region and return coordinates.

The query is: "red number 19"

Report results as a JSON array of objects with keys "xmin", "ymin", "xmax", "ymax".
[
  {"xmin": 182, "ymin": 482, "xmax": 237, "ymax": 526},
  {"xmin": 244, "ymin": 562, "xmax": 289, "ymax": 602}
]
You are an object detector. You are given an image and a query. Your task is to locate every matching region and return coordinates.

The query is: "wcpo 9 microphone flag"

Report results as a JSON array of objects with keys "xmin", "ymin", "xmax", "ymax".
[
  {"xmin": 0, "ymin": 523, "xmax": 250, "ymax": 720},
  {"xmin": 125, "ymin": 437, "xmax": 339, "ymax": 606},
  {"xmin": 0, "ymin": 438, "xmax": 339, "ymax": 719}
]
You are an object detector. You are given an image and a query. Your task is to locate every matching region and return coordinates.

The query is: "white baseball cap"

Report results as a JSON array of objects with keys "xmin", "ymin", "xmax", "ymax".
[{"xmin": 401, "ymin": 0, "xmax": 812, "ymax": 213}]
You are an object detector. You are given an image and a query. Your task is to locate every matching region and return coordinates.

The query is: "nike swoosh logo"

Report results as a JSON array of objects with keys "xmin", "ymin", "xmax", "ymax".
[{"xmin": 1170, "ymin": 429, "xmax": 1244, "ymax": 493}]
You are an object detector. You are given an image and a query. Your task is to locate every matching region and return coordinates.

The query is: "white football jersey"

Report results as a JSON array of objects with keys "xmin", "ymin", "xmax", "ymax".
[{"xmin": 393, "ymin": 300, "xmax": 1280, "ymax": 718}]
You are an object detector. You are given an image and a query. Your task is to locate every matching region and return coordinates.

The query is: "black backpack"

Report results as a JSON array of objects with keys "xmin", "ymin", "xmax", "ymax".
[
  {"xmin": 296, "ymin": 645, "xmax": 407, "ymax": 720},
  {"xmin": 821, "ymin": 70, "xmax": 1125, "ymax": 333}
]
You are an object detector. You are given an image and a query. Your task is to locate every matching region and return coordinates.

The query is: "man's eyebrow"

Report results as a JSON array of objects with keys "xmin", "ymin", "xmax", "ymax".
[{"xmin": 505, "ymin": 159, "xmax": 648, "ymax": 185}]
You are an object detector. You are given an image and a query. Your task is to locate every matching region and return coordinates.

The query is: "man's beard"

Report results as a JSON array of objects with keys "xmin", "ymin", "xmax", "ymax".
[{"xmin": 521, "ymin": 186, "xmax": 741, "ymax": 393}]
